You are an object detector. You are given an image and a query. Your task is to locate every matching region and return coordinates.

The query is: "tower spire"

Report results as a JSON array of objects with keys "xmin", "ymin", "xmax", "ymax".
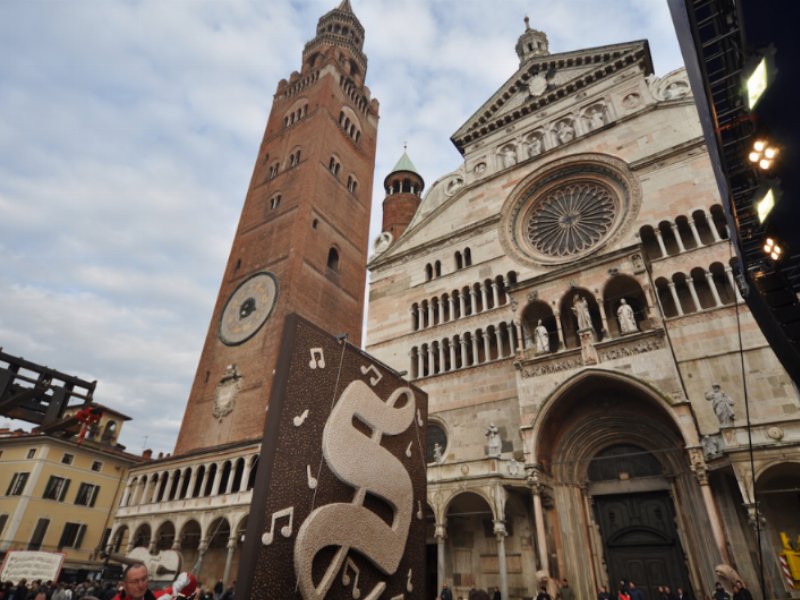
[{"xmin": 515, "ymin": 16, "xmax": 549, "ymax": 66}]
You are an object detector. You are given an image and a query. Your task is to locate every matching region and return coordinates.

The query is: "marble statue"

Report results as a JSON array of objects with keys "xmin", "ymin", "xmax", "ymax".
[
  {"xmin": 617, "ymin": 299, "xmax": 638, "ymax": 334},
  {"xmin": 572, "ymin": 295, "xmax": 592, "ymax": 331},
  {"xmin": 433, "ymin": 442, "xmax": 443, "ymax": 463},
  {"xmin": 528, "ymin": 135, "xmax": 543, "ymax": 157},
  {"xmin": 502, "ymin": 146, "xmax": 517, "ymax": 168},
  {"xmin": 534, "ymin": 319, "xmax": 549, "ymax": 353},
  {"xmin": 701, "ymin": 434, "xmax": 721, "ymax": 458},
  {"xmin": 705, "ymin": 384, "xmax": 735, "ymax": 426},
  {"xmin": 556, "ymin": 121, "xmax": 575, "ymax": 144},
  {"xmin": 486, "ymin": 423, "xmax": 502, "ymax": 457},
  {"xmin": 587, "ymin": 106, "xmax": 605, "ymax": 129}
]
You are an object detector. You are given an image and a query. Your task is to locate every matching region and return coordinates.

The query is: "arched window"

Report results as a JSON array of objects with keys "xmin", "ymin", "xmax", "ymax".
[
  {"xmin": 434, "ymin": 261, "xmax": 442, "ymax": 277},
  {"xmin": 327, "ymin": 247, "xmax": 340, "ymax": 271},
  {"xmin": 464, "ymin": 248, "xmax": 472, "ymax": 266},
  {"xmin": 455, "ymin": 251, "xmax": 463, "ymax": 270},
  {"xmin": 425, "ymin": 264, "xmax": 433, "ymax": 281}
]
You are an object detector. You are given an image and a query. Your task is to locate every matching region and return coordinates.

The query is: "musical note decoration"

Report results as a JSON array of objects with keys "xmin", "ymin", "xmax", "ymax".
[
  {"xmin": 416, "ymin": 501, "xmax": 423, "ymax": 520},
  {"xmin": 416, "ymin": 408, "xmax": 424, "ymax": 426},
  {"xmin": 293, "ymin": 408, "xmax": 309, "ymax": 427},
  {"xmin": 406, "ymin": 569, "xmax": 413, "ymax": 592},
  {"xmin": 389, "ymin": 596, "xmax": 404, "ymax": 600},
  {"xmin": 309, "ymin": 347, "xmax": 325, "ymax": 369},
  {"xmin": 360, "ymin": 364, "xmax": 382, "ymax": 386},
  {"xmin": 405, "ymin": 442, "xmax": 412, "ymax": 458},
  {"xmin": 261, "ymin": 506, "xmax": 294, "ymax": 546},
  {"xmin": 341, "ymin": 557, "xmax": 362, "ymax": 599},
  {"xmin": 306, "ymin": 465, "xmax": 318, "ymax": 490}
]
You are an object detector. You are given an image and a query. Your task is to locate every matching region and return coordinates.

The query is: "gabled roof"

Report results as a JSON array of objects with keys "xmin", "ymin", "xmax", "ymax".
[{"xmin": 451, "ymin": 40, "xmax": 653, "ymax": 154}]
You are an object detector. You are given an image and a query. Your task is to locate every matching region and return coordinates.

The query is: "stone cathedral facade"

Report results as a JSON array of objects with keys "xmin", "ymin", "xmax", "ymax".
[{"xmin": 366, "ymin": 23, "xmax": 800, "ymax": 600}]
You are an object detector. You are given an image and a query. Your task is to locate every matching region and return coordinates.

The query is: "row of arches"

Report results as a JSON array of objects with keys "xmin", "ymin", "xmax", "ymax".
[
  {"xmin": 386, "ymin": 176, "xmax": 421, "ymax": 196},
  {"xmin": 412, "ymin": 273, "xmax": 517, "ymax": 330},
  {"xmin": 338, "ymin": 109, "xmax": 361, "ymax": 142},
  {"xmin": 654, "ymin": 262, "xmax": 742, "ymax": 317},
  {"xmin": 284, "ymin": 70, "xmax": 319, "ymax": 100},
  {"xmin": 639, "ymin": 204, "xmax": 728, "ymax": 260},
  {"xmin": 283, "ymin": 103, "xmax": 308, "ymax": 128},
  {"xmin": 410, "ymin": 319, "xmax": 517, "ymax": 378},
  {"xmin": 521, "ymin": 275, "xmax": 650, "ymax": 351},
  {"xmin": 111, "ymin": 515, "xmax": 246, "ymax": 555},
  {"xmin": 339, "ymin": 75, "xmax": 369, "ymax": 114},
  {"xmin": 454, "ymin": 247, "xmax": 472, "ymax": 270},
  {"xmin": 120, "ymin": 455, "xmax": 258, "ymax": 507}
]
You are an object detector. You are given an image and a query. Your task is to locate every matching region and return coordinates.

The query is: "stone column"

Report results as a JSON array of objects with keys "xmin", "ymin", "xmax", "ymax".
[
  {"xmin": 667, "ymin": 282, "xmax": 684, "ymax": 316},
  {"xmin": 494, "ymin": 326, "xmax": 505, "ymax": 358},
  {"xmin": 225, "ymin": 466, "xmax": 237, "ymax": 495},
  {"xmin": 689, "ymin": 449, "xmax": 730, "ymax": 563},
  {"xmin": 194, "ymin": 540, "xmax": 209, "ymax": 575},
  {"xmin": 481, "ymin": 284, "xmax": 490, "ymax": 311},
  {"xmin": 120, "ymin": 478, "xmax": 134, "ymax": 507},
  {"xmin": 427, "ymin": 302, "xmax": 435, "ymax": 328},
  {"xmin": 240, "ymin": 461, "xmax": 252, "ymax": 494},
  {"xmin": 709, "ymin": 214, "xmax": 722, "ymax": 242},
  {"xmin": 725, "ymin": 266, "xmax": 744, "ymax": 302},
  {"xmin": 417, "ymin": 348, "xmax": 424, "ymax": 379},
  {"xmin": 435, "ymin": 521, "xmax": 447, "ymax": 594},
  {"xmin": 148, "ymin": 476, "xmax": 159, "ymax": 504},
  {"xmin": 514, "ymin": 321, "xmax": 524, "ymax": 352},
  {"xmin": 685, "ymin": 275, "xmax": 702, "ymax": 311},
  {"xmin": 688, "ymin": 219, "xmax": 703, "ymax": 247},
  {"xmin": 470, "ymin": 289, "xmax": 479, "ymax": 314},
  {"xmin": 176, "ymin": 468, "xmax": 188, "ymax": 499},
  {"xmin": 482, "ymin": 330, "xmax": 492, "ymax": 362},
  {"xmin": 654, "ymin": 228, "xmax": 669, "ymax": 257},
  {"xmin": 528, "ymin": 471, "xmax": 549, "ymax": 573},
  {"xmin": 459, "ymin": 292, "xmax": 466, "ymax": 318},
  {"xmin": 449, "ymin": 338, "xmax": 457, "ymax": 371},
  {"xmin": 491, "ymin": 282, "xmax": 500, "ymax": 308},
  {"xmin": 410, "ymin": 307, "xmax": 417, "ymax": 331},
  {"xmin": 471, "ymin": 331, "xmax": 480, "ymax": 363},
  {"xmin": 438, "ymin": 342, "xmax": 446, "ymax": 373},
  {"xmin": 706, "ymin": 272, "xmax": 723, "ymax": 306},
  {"xmin": 166, "ymin": 470, "xmax": 179, "ymax": 501},
  {"xmin": 428, "ymin": 346, "xmax": 436, "ymax": 375},
  {"xmin": 502, "ymin": 280, "xmax": 511, "ymax": 304},
  {"xmin": 553, "ymin": 311, "xmax": 565, "ymax": 348},
  {"xmin": 460, "ymin": 338, "xmax": 468, "ymax": 368},
  {"xmin": 671, "ymin": 223, "xmax": 687, "ymax": 252},
  {"xmin": 494, "ymin": 520, "xmax": 509, "ymax": 600},
  {"xmin": 223, "ymin": 536, "xmax": 238, "ymax": 585},
  {"xmin": 597, "ymin": 298, "xmax": 610, "ymax": 338},
  {"xmin": 451, "ymin": 295, "xmax": 458, "ymax": 320},
  {"xmin": 212, "ymin": 463, "xmax": 225, "ymax": 495},
  {"xmin": 196, "ymin": 467, "xmax": 208, "ymax": 497}
]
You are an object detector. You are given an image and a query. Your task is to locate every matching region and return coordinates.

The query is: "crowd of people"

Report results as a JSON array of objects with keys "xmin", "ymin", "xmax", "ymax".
[{"xmin": 0, "ymin": 564, "xmax": 234, "ymax": 600}]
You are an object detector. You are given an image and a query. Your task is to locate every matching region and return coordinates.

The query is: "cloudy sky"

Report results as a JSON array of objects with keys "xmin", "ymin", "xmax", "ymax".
[{"xmin": 0, "ymin": 0, "xmax": 685, "ymax": 454}]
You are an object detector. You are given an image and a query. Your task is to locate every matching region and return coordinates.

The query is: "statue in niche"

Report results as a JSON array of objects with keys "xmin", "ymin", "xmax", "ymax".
[
  {"xmin": 485, "ymin": 423, "xmax": 502, "ymax": 457},
  {"xmin": 705, "ymin": 384, "xmax": 735, "ymax": 426},
  {"xmin": 556, "ymin": 120, "xmax": 575, "ymax": 145},
  {"xmin": 617, "ymin": 299, "xmax": 638, "ymax": 334},
  {"xmin": 527, "ymin": 135, "xmax": 543, "ymax": 157},
  {"xmin": 586, "ymin": 105, "xmax": 606, "ymax": 130},
  {"xmin": 571, "ymin": 295, "xmax": 592, "ymax": 331},
  {"xmin": 664, "ymin": 80, "xmax": 689, "ymax": 100},
  {"xmin": 702, "ymin": 434, "xmax": 721, "ymax": 459},
  {"xmin": 474, "ymin": 162, "xmax": 487, "ymax": 175},
  {"xmin": 502, "ymin": 146, "xmax": 517, "ymax": 168},
  {"xmin": 534, "ymin": 320, "xmax": 549, "ymax": 353},
  {"xmin": 446, "ymin": 177, "xmax": 463, "ymax": 194},
  {"xmin": 432, "ymin": 442, "xmax": 443, "ymax": 463}
]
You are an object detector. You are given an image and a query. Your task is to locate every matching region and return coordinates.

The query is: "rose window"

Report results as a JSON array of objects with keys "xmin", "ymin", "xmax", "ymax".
[{"xmin": 525, "ymin": 183, "xmax": 616, "ymax": 257}]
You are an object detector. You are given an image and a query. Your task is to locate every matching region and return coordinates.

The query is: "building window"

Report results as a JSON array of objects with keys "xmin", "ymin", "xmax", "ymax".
[
  {"xmin": 28, "ymin": 518, "xmax": 50, "ymax": 551},
  {"xmin": 75, "ymin": 483, "xmax": 99, "ymax": 507},
  {"xmin": 327, "ymin": 248, "xmax": 340, "ymax": 272},
  {"xmin": 328, "ymin": 156, "xmax": 341, "ymax": 177},
  {"xmin": 43, "ymin": 476, "xmax": 71, "ymax": 501},
  {"xmin": 91, "ymin": 461, "xmax": 102, "ymax": 472},
  {"xmin": 6, "ymin": 472, "xmax": 29, "ymax": 496},
  {"xmin": 62, "ymin": 453, "xmax": 74, "ymax": 465},
  {"xmin": 26, "ymin": 449, "xmax": 35, "ymax": 459},
  {"xmin": 346, "ymin": 175, "xmax": 358, "ymax": 194},
  {"xmin": 58, "ymin": 522, "xmax": 87, "ymax": 550},
  {"xmin": 270, "ymin": 194, "xmax": 282, "ymax": 210}
]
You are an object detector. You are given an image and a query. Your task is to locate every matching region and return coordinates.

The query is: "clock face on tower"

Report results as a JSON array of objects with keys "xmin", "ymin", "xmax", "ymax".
[{"xmin": 218, "ymin": 271, "xmax": 279, "ymax": 345}]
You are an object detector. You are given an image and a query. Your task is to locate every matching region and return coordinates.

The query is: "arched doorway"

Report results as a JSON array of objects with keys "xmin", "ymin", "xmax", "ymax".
[
  {"xmin": 444, "ymin": 491, "xmax": 496, "ymax": 598},
  {"xmin": 533, "ymin": 372, "xmax": 719, "ymax": 600}
]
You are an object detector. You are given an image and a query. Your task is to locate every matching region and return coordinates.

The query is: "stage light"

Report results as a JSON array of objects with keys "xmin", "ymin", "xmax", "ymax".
[
  {"xmin": 743, "ymin": 47, "xmax": 776, "ymax": 111},
  {"xmin": 763, "ymin": 238, "xmax": 783, "ymax": 261},
  {"xmin": 748, "ymin": 139, "xmax": 779, "ymax": 171}
]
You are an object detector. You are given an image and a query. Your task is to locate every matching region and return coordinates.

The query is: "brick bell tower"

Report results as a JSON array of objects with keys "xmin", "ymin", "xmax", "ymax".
[{"xmin": 174, "ymin": 0, "xmax": 379, "ymax": 455}]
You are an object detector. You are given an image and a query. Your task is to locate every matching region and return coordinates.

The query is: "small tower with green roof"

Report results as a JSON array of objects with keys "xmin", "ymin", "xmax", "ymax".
[{"xmin": 382, "ymin": 147, "xmax": 424, "ymax": 242}]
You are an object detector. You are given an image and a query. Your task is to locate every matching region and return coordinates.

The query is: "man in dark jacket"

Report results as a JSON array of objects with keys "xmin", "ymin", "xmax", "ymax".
[
  {"xmin": 628, "ymin": 581, "xmax": 645, "ymax": 600},
  {"xmin": 440, "ymin": 583, "xmax": 453, "ymax": 600}
]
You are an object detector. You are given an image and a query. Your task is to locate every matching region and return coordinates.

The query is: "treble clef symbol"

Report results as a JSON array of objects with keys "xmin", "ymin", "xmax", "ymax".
[{"xmin": 293, "ymin": 381, "xmax": 416, "ymax": 600}]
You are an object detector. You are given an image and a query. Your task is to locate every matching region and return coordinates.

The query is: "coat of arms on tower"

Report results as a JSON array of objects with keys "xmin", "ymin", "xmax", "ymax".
[{"xmin": 213, "ymin": 364, "xmax": 241, "ymax": 420}]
